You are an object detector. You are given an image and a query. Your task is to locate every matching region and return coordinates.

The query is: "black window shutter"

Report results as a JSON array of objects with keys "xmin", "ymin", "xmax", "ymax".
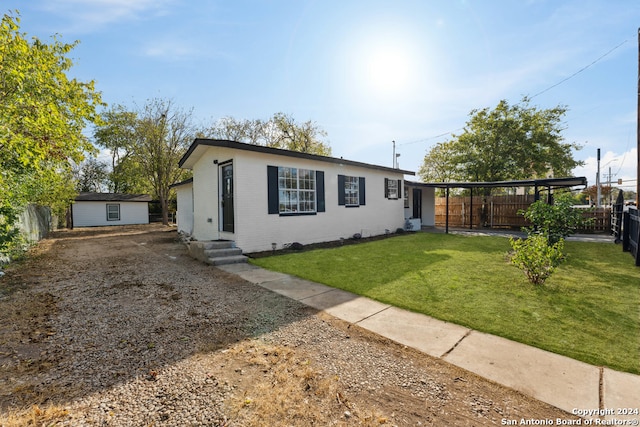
[
  {"xmin": 384, "ymin": 178, "xmax": 389, "ymax": 198},
  {"xmin": 337, "ymin": 174, "xmax": 345, "ymax": 206},
  {"xmin": 359, "ymin": 177, "xmax": 366, "ymax": 205},
  {"xmin": 316, "ymin": 171, "xmax": 325, "ymax": 212},
  {"xmin": 398, "ymin": 180, "xmax": 402, "ymax": 199},
  {"xmin": 267, "ymin": 166, "xmax": 279, "ymax": 214}
]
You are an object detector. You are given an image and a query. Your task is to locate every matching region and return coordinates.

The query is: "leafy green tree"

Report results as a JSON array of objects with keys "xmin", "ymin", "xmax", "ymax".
[
  {"xmin": 419, "ymin": 98, "xmax": 582, "ymax": 194},
  {"xmin": 93, "ymin": 105, "xmax": 147, "ymax": 193},
  {"xmin": 418, "ymin": 140, "xmax": 462, "ymax": 183},
  {"xmin": 582, "ymin": 185, "xmax": 613, "ymax": 206},
  {"xmin": 93, "ymin": 100, "xmax": 194, "ymax": 224},
  {"xmin": 206, "ymin": 112, "xmax": 331, "ymax": 155},
  {"xmin": 623, "ymin": 190, "xmax": 637, "ymax": 202},
  {"xmin": 205, "ymin": 116, "xmax": 267, "ymax": 145},
  {"xmin": 73, "ymin": 157, "xmax": 109, "ymax": 192},
  {"xmin": 0, "ymin": 11, "xmax": 102, "ymax": 254},
  {"xmin": 132, "ymin": 98, "xmax": 194, "ymax": 225},
  {"xmin": 270, "ymin": 112, "xmax": 331, "ymax": 155}
]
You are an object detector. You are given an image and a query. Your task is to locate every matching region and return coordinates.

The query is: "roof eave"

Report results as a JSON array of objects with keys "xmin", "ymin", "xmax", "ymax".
[{"xmin": 179, "ymin": 139, "xmax": 415, "ymax": 176}]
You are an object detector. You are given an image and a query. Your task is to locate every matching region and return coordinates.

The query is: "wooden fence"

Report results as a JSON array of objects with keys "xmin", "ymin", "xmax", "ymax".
[{"xmin": 434, "ymin": 195, "xmax": 611, "ymax": 233}]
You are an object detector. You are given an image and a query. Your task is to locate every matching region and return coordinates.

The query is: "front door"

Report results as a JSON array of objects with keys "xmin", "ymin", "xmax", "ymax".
[
  {"xmin": 221, "ymin": 163, "xmax": 234, "ymax": 232},
  {"xmin": 412, "ymin": 188, "xmax": 422, "ymax": 220}
]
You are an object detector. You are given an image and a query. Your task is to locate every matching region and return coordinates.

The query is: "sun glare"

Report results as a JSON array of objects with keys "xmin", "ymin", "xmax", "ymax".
[
  {"xmin": 343, "ymin": 27, "xmax": 424, "ymax": 105},
  {"xmin": 365, "ymin": 43, "xmax": 413, "ymax": 97}
]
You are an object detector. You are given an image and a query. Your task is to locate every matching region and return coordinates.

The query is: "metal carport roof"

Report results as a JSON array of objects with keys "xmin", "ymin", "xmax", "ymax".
[
  {"xmin": 405, "ymin": 176, "xmax": 588, "ymax": 233},
  {"xmin": 406, "ymin": 176, "xmax": 587, "ymax": 190}
]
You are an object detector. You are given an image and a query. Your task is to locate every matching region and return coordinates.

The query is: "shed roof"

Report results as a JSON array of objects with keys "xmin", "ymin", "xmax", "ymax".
[
  {"xmin": 169, "ymin": 177, "xmax": 193, "ymax": 189},
  {"xmin": 179, "ymin": 139, "xmax": 415, "ymax": 176},
  {"xmin": 75, "ymin": 192, "xmax": 152, "ymax": 202}
]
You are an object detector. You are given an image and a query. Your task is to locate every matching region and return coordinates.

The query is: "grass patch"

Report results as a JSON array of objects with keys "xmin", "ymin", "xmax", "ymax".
[{"xmin": 250, "ymin": 233, "xmax": 640, "ymax": 374}]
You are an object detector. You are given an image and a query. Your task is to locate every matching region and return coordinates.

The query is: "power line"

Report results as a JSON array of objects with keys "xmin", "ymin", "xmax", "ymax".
[
  {"xmin": 530, "ymin": 38, "xmax": 630, "ymax": 99},
  {"xmin": 397, "ymin": 36, "xmax": 632, "ymax": 148},
  {"xmin": 398, "ymin": 128, "xmax": 463, "ymax": 146}
]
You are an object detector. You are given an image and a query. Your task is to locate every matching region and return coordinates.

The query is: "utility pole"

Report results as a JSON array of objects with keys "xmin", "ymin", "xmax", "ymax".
[
  {"xmin": 608, "ymin": 166, "xmax": 612, "ymax": 206},
  {"xmin": 596, "ymin": 148, "xmax": 601, "ymax": 207},
  {"xmin": 637, "ymin": 28, "xmax": 640, "ymax": 206}
]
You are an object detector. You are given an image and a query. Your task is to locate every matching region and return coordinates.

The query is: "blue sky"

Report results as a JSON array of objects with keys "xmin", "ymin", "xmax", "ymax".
[{"xmin": 13, "ymin": 0, "xmax": 640, "ymax": 190}]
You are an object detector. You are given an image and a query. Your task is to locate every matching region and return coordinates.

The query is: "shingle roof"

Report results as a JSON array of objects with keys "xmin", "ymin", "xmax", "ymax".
[
  {"xmin": 179, "ymin": 139, "xmax": 415, "ymax": 175},
  {"xmin": 75, "ymin": 192, "xmax": 152, "ymax": 202},
  {"xmin": 169, "ymin": 177, "xmax": 193, "ymax": 189}
]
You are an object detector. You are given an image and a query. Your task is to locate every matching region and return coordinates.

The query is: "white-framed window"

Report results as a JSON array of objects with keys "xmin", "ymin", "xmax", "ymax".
[
  {"xmin": 344, "ymin": 176, "xmax": 359, "ymax": 206},
  {"xmin": 106, "ymin": 203, "xmax": 120, "ymax": 221},
  {"xmin": 278, "ymin": 167, "xmax": 316, "ymax": 213},
  {"xmin": 385, "ymin": 178, "xmax": 399, "ymax": 199},
  {"xmin": 404, "ymin": 186, "xmax": 409, "ymax": 208},
  {"xmin": 338, "ymin": 175, "xmax": 365, "ymax": 207}
]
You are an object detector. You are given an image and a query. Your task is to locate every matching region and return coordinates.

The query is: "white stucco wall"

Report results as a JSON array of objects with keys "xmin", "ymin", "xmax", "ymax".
[
  {"xmin": 421, "ymin": 187, "xmax": 436, "ymax": 226},
  {"xmin": 175, "ymin": 182, "xmax": 194, "ymax": 235},
  {"xmin": 189, "ymin": 146, "xmax": 408, "ymax": 253},
  {"xmin": 72, "ymin": 201, "xmax": 149, "ymax": 227},
  {"xmin": 191, "ymin": 150, "xmax": 222, "ymax": 241},
  {"xmin": 404, "ymin": 185, "xmax": 436, "ymax": 227}
]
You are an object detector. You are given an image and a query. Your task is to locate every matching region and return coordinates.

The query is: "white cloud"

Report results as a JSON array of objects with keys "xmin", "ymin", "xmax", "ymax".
[
  {"xmin": 143, "ymin": 40, "xmax": 198, "ymax": 60},
  {"xmin": 573, "ymin": 148, "xmax": 637, "ymax": 191},
  {"xmin": 38, "ymin": 0, "xmax": 175, "ymax": 33}
]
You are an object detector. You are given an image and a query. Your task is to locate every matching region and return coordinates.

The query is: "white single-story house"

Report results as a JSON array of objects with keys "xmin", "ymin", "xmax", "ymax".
[
  {"xmin": 174, "ymin": 139, "xmax": 435, "ymax": 254},
  {"xmin": 72, "ymin": 192, "xmax": 152, "ymax": 228}
]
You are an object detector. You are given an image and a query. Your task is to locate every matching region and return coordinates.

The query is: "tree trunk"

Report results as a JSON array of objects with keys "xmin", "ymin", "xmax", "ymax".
[{"xmin": 159, "ymin": 194, "xmax": 169, "ymax": 226}]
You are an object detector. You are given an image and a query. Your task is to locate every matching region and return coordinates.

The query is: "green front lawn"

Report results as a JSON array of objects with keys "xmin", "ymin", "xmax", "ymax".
[{"xmin": 250, "ymin": 233, "xmax": 640, "ymax": 374}]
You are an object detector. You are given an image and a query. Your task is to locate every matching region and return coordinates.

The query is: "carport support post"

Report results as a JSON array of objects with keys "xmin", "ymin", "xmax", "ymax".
[
  {"xmin": 469, "ymin": 187, "xmax": 473, "ymax": 230},
  {"xmin": 445, "ymin": 187, "xmax": 450, "ymax": 234}
]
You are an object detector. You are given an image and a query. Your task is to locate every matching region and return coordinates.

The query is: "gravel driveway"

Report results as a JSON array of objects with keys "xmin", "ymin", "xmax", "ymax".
[{"xmin": 0, "ymin": 225, "xmax": 577, "ymax": 426}]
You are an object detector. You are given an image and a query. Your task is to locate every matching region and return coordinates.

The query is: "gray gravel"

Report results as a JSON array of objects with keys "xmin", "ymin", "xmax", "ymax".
[
  {"xmin": 1, "ymin": 225, "xmax": 575, "ymax": 426},
  {"xmin": 36, "ymin": 228, "xmax": 313, "ymax": 425}
]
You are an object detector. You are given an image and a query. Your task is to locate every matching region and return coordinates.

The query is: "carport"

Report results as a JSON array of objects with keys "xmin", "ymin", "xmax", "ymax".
[{"xmin": 412, "ymin": 177, "xmax": 588, "ymax": 233}]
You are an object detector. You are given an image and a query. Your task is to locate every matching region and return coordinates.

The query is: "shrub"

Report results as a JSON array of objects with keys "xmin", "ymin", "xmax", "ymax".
[
  {"xmin": 520, "ymin": 192, "xmax": 592, "ymax": 244},
  {"xmin": 509, "ymin": 235, "xmax": 565, "ymax": 285}
]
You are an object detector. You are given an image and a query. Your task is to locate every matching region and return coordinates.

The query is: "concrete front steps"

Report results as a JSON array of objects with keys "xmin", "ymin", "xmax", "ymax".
[{"xmin": 187, "ymin": 240, "xmax": 248, "ymax": 266}]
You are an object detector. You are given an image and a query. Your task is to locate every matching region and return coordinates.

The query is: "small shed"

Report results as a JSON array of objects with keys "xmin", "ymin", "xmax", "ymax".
[{"xmin": 72, "ymin": 192, "xmax": 152, "ymax": 228}]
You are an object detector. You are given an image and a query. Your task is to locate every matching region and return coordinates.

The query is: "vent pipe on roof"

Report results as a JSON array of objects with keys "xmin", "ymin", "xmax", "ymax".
[
  {"xmin": 392, "ymin": 140, "xmax": 396, "ymax": 168},
  {"xmin": 392, "ymin": 140, "xmax": 401, "ymax": 169}
]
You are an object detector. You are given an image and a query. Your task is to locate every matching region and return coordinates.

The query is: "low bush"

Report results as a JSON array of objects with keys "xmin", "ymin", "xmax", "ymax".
[{"xmin": 509, "ymin": 235, "xmax": 565, "ymax": 285}]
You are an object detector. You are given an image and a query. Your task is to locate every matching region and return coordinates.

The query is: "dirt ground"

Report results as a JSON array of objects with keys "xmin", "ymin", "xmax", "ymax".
[{"xmin": 0, "ymin": 224, "xmax": 581, "ymax": 426}]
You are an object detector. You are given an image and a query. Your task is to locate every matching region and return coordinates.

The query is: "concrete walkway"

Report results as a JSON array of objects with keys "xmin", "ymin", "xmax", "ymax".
[
  {"xmin": 444, "ymin": 227, "xmax": 616, "ymax": 244},
  {"xmin": 219, "ymin": 262, "xmax": 640, "ymax": 422}
]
